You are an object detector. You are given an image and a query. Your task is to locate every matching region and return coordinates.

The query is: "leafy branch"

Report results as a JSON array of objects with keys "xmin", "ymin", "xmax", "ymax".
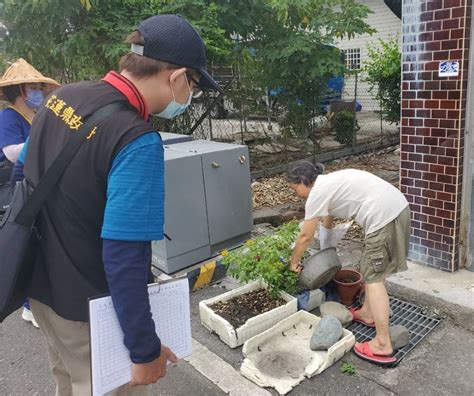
[{"xmin": 221, "ymin": 221, "xmax": 303, "ymax": 298}]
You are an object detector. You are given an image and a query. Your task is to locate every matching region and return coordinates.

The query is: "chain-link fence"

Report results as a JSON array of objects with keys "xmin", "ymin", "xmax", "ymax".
[
  {"xmin": 154, "ymin": 70, "xmax": 399, "ymax": 174},
  {"xmin": 342, "ymin": 73, "xmax": 399, "ymax": 144}
]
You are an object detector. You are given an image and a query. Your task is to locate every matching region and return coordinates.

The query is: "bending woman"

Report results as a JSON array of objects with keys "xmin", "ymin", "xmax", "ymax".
[{"xmin": 287, "ymin": 161, "xmax": 410, "ymax": 365}]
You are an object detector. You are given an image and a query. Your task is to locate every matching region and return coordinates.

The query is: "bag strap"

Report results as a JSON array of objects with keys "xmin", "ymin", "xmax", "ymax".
[{"xmin": 15, "ymin": 101, "xmax": 131, "ymax": 226}]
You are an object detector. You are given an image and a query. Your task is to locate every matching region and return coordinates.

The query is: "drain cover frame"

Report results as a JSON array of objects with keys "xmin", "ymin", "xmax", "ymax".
[{"xmin": 348, "ymin": 297, "xmax": 441, "ymax": 366}]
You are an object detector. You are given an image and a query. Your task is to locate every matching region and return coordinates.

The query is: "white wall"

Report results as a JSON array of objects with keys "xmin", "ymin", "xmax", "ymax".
[{"xmin": 336, "ymin": 0, "xmax": 402, "ymax": 110}]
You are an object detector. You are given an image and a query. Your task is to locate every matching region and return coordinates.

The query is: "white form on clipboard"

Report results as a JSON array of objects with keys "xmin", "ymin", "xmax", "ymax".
[{"xmin": 89, "ymin": 277, "xmax": 192, "ymax": 395}]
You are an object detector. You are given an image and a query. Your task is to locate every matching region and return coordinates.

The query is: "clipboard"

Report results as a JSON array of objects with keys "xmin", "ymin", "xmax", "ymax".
[{"xmin": 88, "ymin": 277, "xmax": 192, "ymax": 395}]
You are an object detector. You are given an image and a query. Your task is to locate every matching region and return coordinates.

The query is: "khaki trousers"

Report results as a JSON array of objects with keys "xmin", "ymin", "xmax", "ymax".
[{"xmin": 30, "ymin": 299, "xmax": 148, "ymax": 396}]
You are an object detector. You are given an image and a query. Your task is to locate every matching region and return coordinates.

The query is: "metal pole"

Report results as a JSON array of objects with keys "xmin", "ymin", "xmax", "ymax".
[
  {"xmin": 353, "ymin": 71, "xmax": 358, "ymax": 147},
  {"xmin": 312, "ymin": 90, "xmax": 316, "ymax": 165},
  {"xmin": 266, "ymin": 92, "xmax": 273, "ymax": 132},
  {"xmin": 186, "ymin": 77, "xmax": 235, "ymax": 136},
  {"xmin": 380, "ymin": 99, "xmax": 383, "ymax": 144},
  {"xmin": 240, "ymin": 103, "xmax": 245, "ymax": 145},
  {"xmin": 208, "ymin": 110, "xmax": 213, "ymax": 141}
]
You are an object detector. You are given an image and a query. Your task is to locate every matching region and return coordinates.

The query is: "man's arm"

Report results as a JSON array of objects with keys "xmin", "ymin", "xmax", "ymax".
[
  {"xmin": 290, "ymin": 217, "xmax": 320, "ymax": 272},
  {"xmin": 102, "ymin": 132, "xmax": 177, "ymax": 385},
  {"xmin": 102, "ymin": 240, "xmax": 161, "ymax": 362},
  {"xmin": 102, "ymin": 239, "xmax": 177, "ymax": 385}
]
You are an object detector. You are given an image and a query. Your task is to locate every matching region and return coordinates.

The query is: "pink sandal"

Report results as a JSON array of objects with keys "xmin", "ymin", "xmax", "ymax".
[
  {"xmin": 349, "ymin": 307, "xmax": 376, "ymax": 328},
  {"xmin": 353, "ymin": 342, "xmax": 397, "ymax": 365}
]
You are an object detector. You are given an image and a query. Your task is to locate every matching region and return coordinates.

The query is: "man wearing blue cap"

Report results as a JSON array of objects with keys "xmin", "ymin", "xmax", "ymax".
[{"xmin": 13, "ymin": 14, "xmax": 221, "ymax": 395}]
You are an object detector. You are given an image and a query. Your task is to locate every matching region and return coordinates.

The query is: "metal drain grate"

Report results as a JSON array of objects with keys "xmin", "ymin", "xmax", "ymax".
[{"xmin": 348, "ymin": 297, "xmax": 441, "ymax": 366}]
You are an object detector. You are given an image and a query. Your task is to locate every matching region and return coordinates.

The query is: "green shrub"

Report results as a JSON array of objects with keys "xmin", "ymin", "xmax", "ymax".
[
  {"xmin": 221, "ymin": 221, "xmax": 303, "ymax": 298},
  {"xmin": 363, "ymin": 37, "xmax": 401, "ymax": 124},
  {"xmin": 334, "ymin": 110, "xmax": 358, "ymax": 146}
]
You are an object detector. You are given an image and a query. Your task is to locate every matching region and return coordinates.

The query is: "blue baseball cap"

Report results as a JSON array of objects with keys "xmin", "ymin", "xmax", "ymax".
[{"xmin": 131, "ymin": 14, "xmax": 222, "ymax": 92}]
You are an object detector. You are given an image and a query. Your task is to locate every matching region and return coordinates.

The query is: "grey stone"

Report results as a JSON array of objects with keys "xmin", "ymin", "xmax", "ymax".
[
  {"xmin": 320, "ymin": 301, "xmax": 353, "ymax": 327},
  {"xmin": 310, "ymin": 315, "xmax": 343, "ymax": 351},
  {"xmin": 390, "ymin": 325, "xmax": 410, "ymax": 349}
]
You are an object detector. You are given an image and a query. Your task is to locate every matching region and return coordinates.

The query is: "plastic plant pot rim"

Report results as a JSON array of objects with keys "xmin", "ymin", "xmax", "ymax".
[{"xmin": 333, "ymin": 268, "xmax": 363, "ymax": 286}]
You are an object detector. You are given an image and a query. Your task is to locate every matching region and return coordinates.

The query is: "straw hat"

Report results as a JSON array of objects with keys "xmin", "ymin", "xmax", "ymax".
[{"xmin": 0, "ymin": 58, "xmax": 60, "ymax": 100}]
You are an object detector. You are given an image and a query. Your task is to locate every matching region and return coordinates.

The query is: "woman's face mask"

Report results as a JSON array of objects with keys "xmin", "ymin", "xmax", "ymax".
[
  {"xmin": 25, "ymin": 89, "xmax": 45, "ymax": 110},
  {"xmin": 157, "ymin": 74, "xmax": 193, "ymax": 119}
]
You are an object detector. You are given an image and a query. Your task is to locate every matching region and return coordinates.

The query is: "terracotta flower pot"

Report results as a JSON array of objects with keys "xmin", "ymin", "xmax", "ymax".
[{"xmin": 333, "ymin": 268, "xmax": 363, "ymax": 306}]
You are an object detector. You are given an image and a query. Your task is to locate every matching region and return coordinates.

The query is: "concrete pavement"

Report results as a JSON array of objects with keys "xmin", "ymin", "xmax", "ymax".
[
  {"xmin": 388, "ymin": 262, "xmax": 474, "ymax": 310},
  {"xmin": 189, "ymin": 274, "xmax": 474, "ymax": 396},
  {"xmin": 1, "ymin": 275, "xmax": 473, "ymax": 395},
  {"xmin": 1, "ymin": 233, "xmax": 473, "ymax": 395}
]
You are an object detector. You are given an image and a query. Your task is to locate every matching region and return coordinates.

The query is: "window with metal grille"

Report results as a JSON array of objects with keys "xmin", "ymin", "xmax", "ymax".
[{"xmin": 343, "ymin": 48, "xmax": 361, "ymax": 70}]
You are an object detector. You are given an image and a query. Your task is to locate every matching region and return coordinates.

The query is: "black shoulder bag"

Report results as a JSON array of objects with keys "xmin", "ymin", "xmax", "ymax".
[
  {"xmin": 0, "ymin": 102, "xmax": 129, "ymax": 322},
  {"xmin": 0, "ymin": 160, "xmax": 14, "ymax": 217}
]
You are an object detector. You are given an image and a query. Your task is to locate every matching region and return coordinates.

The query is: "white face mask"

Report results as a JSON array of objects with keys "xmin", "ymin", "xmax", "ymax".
[{"xmin": 157, "ymin": 74, "xmax": 193, "ymax": 119}]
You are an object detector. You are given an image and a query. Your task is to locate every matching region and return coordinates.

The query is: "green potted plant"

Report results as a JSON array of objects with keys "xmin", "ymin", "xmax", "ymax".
[
  {"xmin": 199, "ymin": 221, "xmax": 301, "ymax": 348},
  {"xmin": 221, "ymin": 221, "xmax": 301, "ymax": 297}
]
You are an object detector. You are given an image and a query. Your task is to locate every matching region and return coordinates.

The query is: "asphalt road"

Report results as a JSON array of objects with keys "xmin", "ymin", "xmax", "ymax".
[
  {"xmin": 1, "ymin": 281, "xmax": 473, "ymax": 396},
  {"xmin": 0, "ymin": 307, "xmax": 223, "ymax": 396}
]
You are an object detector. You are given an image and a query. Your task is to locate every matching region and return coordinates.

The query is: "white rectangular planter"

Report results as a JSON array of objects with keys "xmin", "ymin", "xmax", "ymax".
[
  {"xmin": 240, "ymin": 311, "xmax": 356, "ymax": 395},
  {"xmin": 199, "ymin": 280, "xmax": 297, "ymax": 348}
]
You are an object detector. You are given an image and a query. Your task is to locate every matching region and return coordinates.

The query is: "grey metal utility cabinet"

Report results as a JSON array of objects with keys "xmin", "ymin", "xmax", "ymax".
[{"xmin": 152, "ymin": 140, "xmax": 253, "ymax": 273}]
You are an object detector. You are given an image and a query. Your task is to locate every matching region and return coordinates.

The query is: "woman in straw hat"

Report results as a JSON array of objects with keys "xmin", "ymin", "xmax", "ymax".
[
  {"xmin": 0, "ymin": 58, "xmax": 59, "ymax": 177},
  {"xmin": 0, "ymin": 58, "xmax": 59, "ymax": 328}
]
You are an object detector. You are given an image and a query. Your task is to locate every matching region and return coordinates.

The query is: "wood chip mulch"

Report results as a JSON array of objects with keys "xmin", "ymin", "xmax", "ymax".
[
  {"xmin": 252, "ymin": 176, "xmax": 303, "ymax": 209},
  {"xmin": 252, "ymin": 153, "xmax": 399, "ymax": 209},
  {"xmin": 334, "ymin": 218, "xmax": 364, "ymax": 240}
]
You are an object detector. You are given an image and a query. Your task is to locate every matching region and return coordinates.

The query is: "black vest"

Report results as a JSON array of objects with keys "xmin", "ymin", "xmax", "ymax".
[{"xmin": 24, "ymin": 80, "xmax": 153, "ymax": 321}]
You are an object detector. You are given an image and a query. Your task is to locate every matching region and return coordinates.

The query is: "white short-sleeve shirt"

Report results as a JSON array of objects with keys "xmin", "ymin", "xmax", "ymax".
[{"xmin": 304, "ymin": 169, "xmax": 409, "ymax": 235}]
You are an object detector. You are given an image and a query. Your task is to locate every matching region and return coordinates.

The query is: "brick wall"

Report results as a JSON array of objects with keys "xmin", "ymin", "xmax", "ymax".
[{"xmin": 401, "ymin": 0, "xmax": 471, "ymax": 271}]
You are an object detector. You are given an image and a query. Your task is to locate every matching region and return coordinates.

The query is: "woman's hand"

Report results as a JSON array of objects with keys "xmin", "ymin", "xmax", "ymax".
[
  {"xmin": 290, "ymin": 217, "xmax": 320, "ymax": 273},
  {"xmin": 290, "ymin": 262, "xmax": 302, "ymax": 273}
]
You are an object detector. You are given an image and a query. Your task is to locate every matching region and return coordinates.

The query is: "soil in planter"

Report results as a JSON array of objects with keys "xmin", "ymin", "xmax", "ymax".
[
  {"xmin": 210, "ymin": 289, "xmax": 286, "ymax": 329},
  {"xmin": 339, "ymin": 275, "xmax": 358, "ymax": 283}
]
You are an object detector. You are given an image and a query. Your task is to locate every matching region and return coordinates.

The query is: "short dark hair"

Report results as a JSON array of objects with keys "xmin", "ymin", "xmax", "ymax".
[
  {"xmin": 119, "ymin": 31, "xmax": 180, "ymax": 78},
  {"xmin": 2, "ymin": 84, "xmax": 23, "ymax": 104},
  {"xmin": 287, "ymin": 161, "xmax": 325, "ymax": 186}
]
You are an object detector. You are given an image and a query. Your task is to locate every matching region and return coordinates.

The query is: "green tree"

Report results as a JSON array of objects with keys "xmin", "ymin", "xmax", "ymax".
[
  {"xmin": 3, "ymin": 0, "xmax": 88, "ymax": 82},
  {"xmin": 215, "ymin": 0, "xmax": 375, "ymax": 137},
  {"xmin": 1, "ymin": 0, "xmax": 232, "ymax": 82},
  {"xmin": 1, "ymin": 0, "xmax": 374, "ymax": 137},
  {"xmin": 0, "ymin": 20, "xmax": 8, "ymax": 73},
  {"xmin": 363, "ymin": 37, "xmax": 401, "ymax": 124}
]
